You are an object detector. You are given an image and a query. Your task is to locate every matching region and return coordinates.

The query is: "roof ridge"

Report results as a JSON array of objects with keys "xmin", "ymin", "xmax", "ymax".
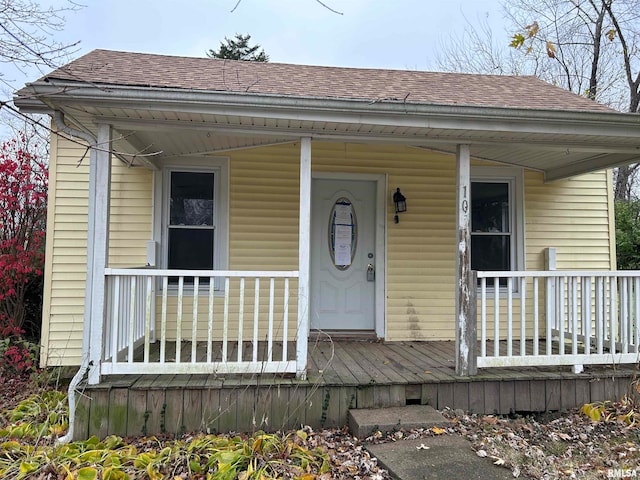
[{"xmin": 82, "ymin": 48, "xmax": 539, "ymax": 80}]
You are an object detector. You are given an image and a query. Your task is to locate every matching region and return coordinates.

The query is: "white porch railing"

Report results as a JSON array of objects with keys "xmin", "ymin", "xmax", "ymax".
[
  {"xmin": 477, "ymin": 271, "xmax": 640, "ymax": 372},
  {"xmin": 101, "ymin": 268, "xmax": 300, "ymax": 376}
]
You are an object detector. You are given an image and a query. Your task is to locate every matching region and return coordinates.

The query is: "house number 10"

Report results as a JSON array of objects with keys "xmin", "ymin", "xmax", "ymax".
[{"xmin": 462, "ymin": 186, "xmax": 468, "ymax": 213}]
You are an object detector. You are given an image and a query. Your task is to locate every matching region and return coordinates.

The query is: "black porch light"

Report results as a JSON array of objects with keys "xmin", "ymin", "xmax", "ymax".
[{"xmin": 393, "ymin": 187, "xmax": 407, "ymax": 224}]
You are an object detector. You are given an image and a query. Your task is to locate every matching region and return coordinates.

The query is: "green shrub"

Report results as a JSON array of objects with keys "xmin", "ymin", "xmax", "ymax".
[{"xmin": 615, "ymin": 199, "xmax": 640, "ymax": 270}]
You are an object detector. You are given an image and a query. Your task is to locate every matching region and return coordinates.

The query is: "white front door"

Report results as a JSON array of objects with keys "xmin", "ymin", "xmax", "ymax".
[{"xmin": 310, "ymin": 178, "xmax": 377, "ymax": 331}]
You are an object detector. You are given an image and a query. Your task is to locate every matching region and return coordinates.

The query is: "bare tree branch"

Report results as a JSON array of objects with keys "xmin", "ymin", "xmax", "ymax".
[
  {"xmin": 229, "ymin": 0, "xmax": 242, "ymax": 13},
  {"xmin": 314, "ymin": 0, "xmax": 343, "ymax": 15},
  {"xmin": 2, "ymin": 102, "xmax": 163, "ymax": 166},
  {"xmin": 438, "ymin": 0, "xmax": 640, "ymax": 199},
  {"xmin": 229, "ymin": 0, "xmax": 343, "ymax": 15}
]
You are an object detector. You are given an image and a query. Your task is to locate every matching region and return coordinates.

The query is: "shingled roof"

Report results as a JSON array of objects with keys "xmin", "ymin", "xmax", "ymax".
[{"xmin": 39, "ymin": 49, "xmax": 613, "ymax": 113}]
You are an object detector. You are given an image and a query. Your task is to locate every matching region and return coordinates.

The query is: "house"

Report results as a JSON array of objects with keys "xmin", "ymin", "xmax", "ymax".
[{"xmin": 15, "ymin": 49, "xmax": 640, "ymax": 439}]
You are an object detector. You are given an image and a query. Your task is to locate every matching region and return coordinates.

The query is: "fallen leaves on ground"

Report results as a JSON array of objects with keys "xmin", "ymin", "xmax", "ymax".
[
  {"xmin": 362, "ymin": 400, "xmax": 640, "ymax": 479},
  {"xmin": 3, "ymin": 374, "xmax": 640, "ymax": 479}
]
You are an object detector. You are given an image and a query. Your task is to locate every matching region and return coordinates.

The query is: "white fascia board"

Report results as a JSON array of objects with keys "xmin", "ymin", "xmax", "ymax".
[{"xmin": 20, "ymin": 81, "xmax": 640, "ymax": 142}]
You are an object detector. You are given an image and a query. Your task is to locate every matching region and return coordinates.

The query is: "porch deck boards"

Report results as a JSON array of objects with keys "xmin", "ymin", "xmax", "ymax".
[{"xmin": 76, "ymin": 340, "xmax": 639, "ymax": 440}]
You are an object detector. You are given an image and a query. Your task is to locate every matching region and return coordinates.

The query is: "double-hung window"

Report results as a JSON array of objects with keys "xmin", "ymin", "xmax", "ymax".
[
  {"xmin": 168, "ymin": 171, "xmax": 215, "ymax": 274},
  {"xmin": 470, "ymin": 167, "xmax": 524, "ymax": 287},
  {"xmin": 157, "ymin": 159, "xmax": 229, "ymax": 289}
]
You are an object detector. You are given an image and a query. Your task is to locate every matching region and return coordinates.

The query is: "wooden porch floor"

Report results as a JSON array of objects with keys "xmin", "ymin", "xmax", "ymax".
[{"xmin": 75, "ymin": 340, "xmax": 639, "ymax": 440}]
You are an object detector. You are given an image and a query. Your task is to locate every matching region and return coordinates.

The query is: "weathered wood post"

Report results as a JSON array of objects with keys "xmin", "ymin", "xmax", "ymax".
[
  {"xmin": 455, "ymin": 144, "xmax": 477, "ymax": 376},
  {"xmin": 88, "ymin": 123, "xmax": 112, "ymax": 385}
]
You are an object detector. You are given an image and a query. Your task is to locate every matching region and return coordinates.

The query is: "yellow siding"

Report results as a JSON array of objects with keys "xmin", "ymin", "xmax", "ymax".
[
  {"xmin": 40, "ymin": 133, "xmax": 88, "ymax": 366},
  {"xmin": 43, "ymin": 139, "xmax": 615, "ymax": 365},
  {"xmin": 41, "ymin": 133, "xmax": 152, "ymax": 367},
  {"xmin": 109, "ymin": 167, "xmax": 153, "ymax": 268},
  {"xmin": 524, "ymin": 170, "xmax": 614, "ymax": 270}
]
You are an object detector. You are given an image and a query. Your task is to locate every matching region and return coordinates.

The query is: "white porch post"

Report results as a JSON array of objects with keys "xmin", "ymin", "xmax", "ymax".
[
  {"xmin": 87, "ymin": 124, "xmax": 112, "ymax": 385},
  {"xmin": 455, "ymin": 144, "xmax": 477, "ymax": 376},
  {"xmin": 296, "ymin": 137, "xmax": 312, "ymax": 379}
]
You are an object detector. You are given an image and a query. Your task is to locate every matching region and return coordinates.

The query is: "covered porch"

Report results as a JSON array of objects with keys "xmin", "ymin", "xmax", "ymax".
[{"xmin": 72, "ymin": 115, "xmax": 640, "ymax": 384}]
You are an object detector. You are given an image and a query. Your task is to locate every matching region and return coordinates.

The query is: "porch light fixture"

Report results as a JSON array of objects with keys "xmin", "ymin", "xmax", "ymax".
[{"xmin": 393, "ymin": 188, "xmax": 407, "ymax": 224}]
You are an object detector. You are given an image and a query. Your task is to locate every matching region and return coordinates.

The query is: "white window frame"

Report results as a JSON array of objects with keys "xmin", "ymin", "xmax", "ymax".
[
  {"xmin": 152, "ymin": 157, "xmax": 229, "ymax": 292},
  {"xmin": 471, "ymin": 166, "xmax": 525, "ymax": 291}
]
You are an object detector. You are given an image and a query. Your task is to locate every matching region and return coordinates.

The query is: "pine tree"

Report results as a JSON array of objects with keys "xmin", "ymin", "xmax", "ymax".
[{"xmin": 207, "ymin": 34, "xmax": 269, "ymax": 62}]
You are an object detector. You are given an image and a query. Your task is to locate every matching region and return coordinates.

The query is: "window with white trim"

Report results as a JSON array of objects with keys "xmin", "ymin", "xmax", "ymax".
[
  {"xmin": 471, "ymin": 168, "xmax": 524, "ymax": 285},
  {"xmin": 168, "ymin": 171, "xmax": 215, "ymax": 273},
  {"xmin": 157, "ymin": 159, "xmax": 229, "ymax": 288}
]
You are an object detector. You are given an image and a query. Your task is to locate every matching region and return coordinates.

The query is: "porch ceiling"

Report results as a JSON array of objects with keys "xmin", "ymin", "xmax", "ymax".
[{"xmin": 17, "ymin": 86, "xmax": 640, "ymax": 181}]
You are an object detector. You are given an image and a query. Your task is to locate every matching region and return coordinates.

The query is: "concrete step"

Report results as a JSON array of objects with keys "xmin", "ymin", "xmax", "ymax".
[
  {"xmin": 348, "ymin": 404, "xmax": 449, "ymax": 438},
  {"xmin": 367, "ymin": 436, "xmax": 514, "ymax": 480}
]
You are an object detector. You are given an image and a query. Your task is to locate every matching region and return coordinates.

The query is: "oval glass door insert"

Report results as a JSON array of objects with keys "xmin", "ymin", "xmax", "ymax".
[{"xmin": 328, "ymin": 197, "xmax": 357, "ymax": 270}]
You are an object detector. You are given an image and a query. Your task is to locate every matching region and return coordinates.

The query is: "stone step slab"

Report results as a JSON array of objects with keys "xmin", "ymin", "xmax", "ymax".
[{"xmin": 348, "ymin": 404, "xmax": 449, "ymax": 438}]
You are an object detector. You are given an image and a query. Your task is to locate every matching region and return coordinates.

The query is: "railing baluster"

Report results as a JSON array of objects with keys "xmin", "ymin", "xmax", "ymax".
[
  {"xmin": 111, "ymin": 276, "xmax": 120, "ymax": 364},
  {"xmin": 620, "ymin": 277, "xmax": 629, "ymax": 354},
  {"xmin": 571, "ymin": 276, "xmax": 578, "ymax": 355},
  {"xmin": 268, "ymin": 278, "xmax": 275, "ymax": 362},
  {"xmin": 119, "ymin": 277, "xmax": 127, "ymax": 353},
  {"xmin": 192, "ymin": 277, "xmax": 199, "ymax": 363},
  {"xmin": 104, "ymin": 278, "xmax": 112, "ymax": 361},
  {"xmin": 176, "ymin": 276, "xmax": 184, "ymax": 364},
  {"xmin": 207, "ymin": 276, "xmax": 214, "ymax": 363},
  {"xmin": 237, "ymin": 277, "xmax": 245, "ymax": 363},
  {"xmin": 137, "ymin": 276, "xmax": 145, "ymax": 341},
  {"xmin": 631, "ymin": 277, "xmax": 635, "ymax": 351},
  {"xmin": 533, "ymin": 277, "xmax": 539, "ymax": 356},
  {"xmin": 582, "ymin": 276, "xmax": 592, "ymax": 355},
  {"xmin": 494, "ymin": 277, "xmax": 499, "ymax": 357},
  {"xmin": 546, "ymin": 277, "xmax": 553, "ymax": 356},
  {"xmin": 222, "ymin": 277, "xmax": 230, "ymax": 362},
  {"xmin": 160, "ymin": 276, "xmax": 168, "ymax": 363},
  {"xmin": 144, "ymin": 275, "xmax": 152, "ymax": 363},
  {"xmin": 610, "ymin": 276, "xmax": 617, "ymax": 355},
  {"xmin": 128, "ymin": 276, "xmax": 136, "ymax": 363},
  {"xmin": 282, "ymin": 278, "xmax": 290, "ymax": 361},
  {"xmin": 253, "ymin": 278, "xmax": 260, "ymax": 363},
  {"xmin": 629, "ymin": 278, "xmax": 635, "ymax": 351},
  {"xmin": 507, "ymin": 277, "xmax": 513, "ymax": 357},
  {"xmin": 520, "ymin": 277, "xmax": 526, "ymax": 356},
  {"xmin": 481, "ymin": 277, "xmax": 487, "ymax": 357},
  {"xmin": 596, "ymin": 276, "xmax": 604, "ymax": 354},
  {"xmin": 558, "ymin": 276, "xmax": 565, "ymax": 356}
]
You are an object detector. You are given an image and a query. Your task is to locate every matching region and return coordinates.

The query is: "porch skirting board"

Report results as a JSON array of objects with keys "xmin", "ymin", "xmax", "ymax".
[{"xmin": 73, "ymin": 341, "xmax": 639, "ymax": 440}]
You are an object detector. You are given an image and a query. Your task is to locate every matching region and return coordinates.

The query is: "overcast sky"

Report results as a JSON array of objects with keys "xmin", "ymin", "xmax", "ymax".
[
  {"xmin": 3, "ymin": 0, "xmax": 507, "ymax": 85},
  {"xmin": 66, "ymin": 0, "xmax": 507, "ymax": 67}
]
